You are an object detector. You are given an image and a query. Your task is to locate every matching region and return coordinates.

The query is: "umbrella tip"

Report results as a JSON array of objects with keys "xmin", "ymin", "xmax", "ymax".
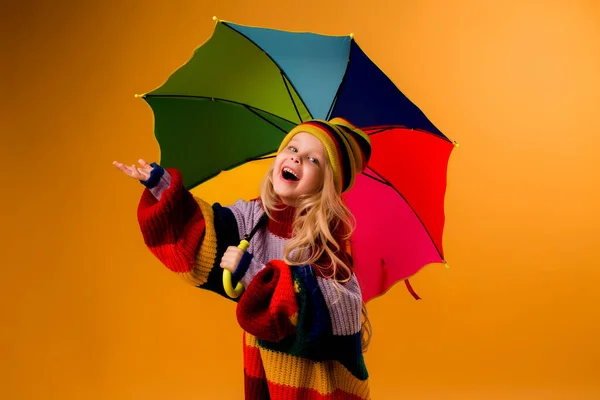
[
  {"xmin": 213, "ymin": 16, "xmax": 219, "ymax": 22},
  {"xmin": 134, "ymin": 93, "xmax": 146, "ymax": 99},
  {"xmin": 453, "ymin": 141, "xmax": 460, "ymax": 148},
  {"xmin": 349, "ymin": 33, "xmax": 354, "ymax": 39}
]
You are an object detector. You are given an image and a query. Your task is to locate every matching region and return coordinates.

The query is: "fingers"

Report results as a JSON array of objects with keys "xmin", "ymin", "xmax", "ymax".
[
  {"xmin": 135, "ymin": 166, "xmax": 150, "ymax": 180},
  {"xmin": 220, "ymin": 256, "xmax": 234, "ymax": 272},
  {"xmin": 227, "ymin": 246, "xmax": 244, "ymax": 256},
  {"xmin": 113, "ymin": 160, "xmax": 151, "ymax": 180},
  {"xmin": 220, "ymin": 246, "xmax": 244, "ymax": 272},
  {"xmin": 129, "ymin": 164, "xmax": 144, "ymax": 179},
  {"xmin": 224, "ymin": 246, "xmax": 244, "ymax": 262},
  {"xmin": 134, "ymin": 165, "xmax": 149, "ymax": 179},
  {"xmin": 113, "ymin": 161, "xmax": 135, "ymax": 176},
  {"xmin": 138, "ymin": 159, "xmax": 153, "ymax": 172},
  {"xmin": 112, "ymin": 161, "xmax": 128, "ymax": 172}
]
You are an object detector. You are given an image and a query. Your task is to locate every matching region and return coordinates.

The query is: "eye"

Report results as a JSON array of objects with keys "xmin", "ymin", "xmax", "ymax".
[
  {"xmin": 308, "ymin": 156, "xmax": 319, "ymax": 164},
  {"xmin": 288, "ymin": 146, "xmax": 298, "ymax": 153}
]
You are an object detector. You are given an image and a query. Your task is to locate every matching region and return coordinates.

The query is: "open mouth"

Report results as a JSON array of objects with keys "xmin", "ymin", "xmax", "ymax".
[{"xmin": 282, "ymin": 167, "xmax": 300, "ymax": 182}]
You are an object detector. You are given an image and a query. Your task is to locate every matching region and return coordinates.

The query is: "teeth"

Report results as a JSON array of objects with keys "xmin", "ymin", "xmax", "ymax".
[{"xmin": 283, "ymin": 167, "xmax": 298, "ymax": 179}]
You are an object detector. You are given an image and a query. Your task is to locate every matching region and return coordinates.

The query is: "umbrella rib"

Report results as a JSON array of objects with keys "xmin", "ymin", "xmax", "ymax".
[
  {"xmin": 362, "ymin": 171, "xmax": 390, "ymax": 186},
  {"xmin": 366, "ymin": 125, "xmax": 454, "ymax": 144},
  {"xmin": 253, "ymin": 155, "xmax": 276, "ymax": 160},
  {"xmin": 366, "ymin": 128, "xmax": 388, "ymax": 136},
  {"xmin": 144, "ymin": 94, "xmax": 298, "ymax": 127},
  {"xmin": 244, "ymin": 105, "xmax": 290, "ymax": 134},
  {"xmin": 185, "ymin": 149, "xmax": 278, "ymax": 190},
  {"xmin": 280, "ymin": 72, "xmax": 303, "ymax": 122},
  {"xmin": 222, "ymin": 22, "xmax": 313, "ymax": 122},
  {"xmin": 363, "ymin": 167, "xmax": 445, "ymax": 261},
  {"xmin": 325, "ymin": 36, "xmax": 354, "ymax": 120}
]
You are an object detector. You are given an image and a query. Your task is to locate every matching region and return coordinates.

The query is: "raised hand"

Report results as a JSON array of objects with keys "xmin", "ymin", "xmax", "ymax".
[{"xmin": 113, "ymin": 159, "xmax": 153, "ymax": 181}]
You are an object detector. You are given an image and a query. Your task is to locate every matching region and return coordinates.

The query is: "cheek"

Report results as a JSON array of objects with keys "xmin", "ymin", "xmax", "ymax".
[
  {"xmin": 305, "ymin": 168, "xmax": 324, "ymax": 189},
  {"xmin": 272, "ymin": 158, "xmax": 284, "ymax": 177}
]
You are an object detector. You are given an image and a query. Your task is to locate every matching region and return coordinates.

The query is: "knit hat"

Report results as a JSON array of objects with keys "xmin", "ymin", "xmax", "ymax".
[{"xmin": 277, "ymin": 118, "xmax": 372, "ymax": 193}]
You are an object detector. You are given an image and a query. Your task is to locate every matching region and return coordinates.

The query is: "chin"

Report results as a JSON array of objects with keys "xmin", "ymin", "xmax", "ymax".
[
  {"xmin": 273, "ymin": 187, "xmax": 292, "ymax": 202},
  {"xmin": 273, "ymin": 187, "xmax": 295, "ymax": 206}
]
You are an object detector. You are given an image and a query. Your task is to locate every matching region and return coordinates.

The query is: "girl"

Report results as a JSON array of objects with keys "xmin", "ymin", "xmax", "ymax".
[{"xmin": 113, "ymin": 118, "xmax": 373, "ymax": 400}]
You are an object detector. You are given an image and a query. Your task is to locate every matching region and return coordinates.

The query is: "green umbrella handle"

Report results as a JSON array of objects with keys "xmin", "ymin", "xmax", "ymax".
[{"xmin": 223, "ymin": 239, "xmax": 249, "ymax": 298}]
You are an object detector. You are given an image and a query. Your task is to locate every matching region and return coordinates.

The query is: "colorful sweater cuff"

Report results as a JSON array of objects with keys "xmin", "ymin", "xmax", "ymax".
[
  {"xmin": 139, "ymin": 162, "xmax": 164, "ymax": 188},
  {"xmin": 139, "ymin": 164, "xmax": 172, "ymax": 201},
  {"xmin": 231, "ymin": 251, "xmax": 253, "ymax": 285}
]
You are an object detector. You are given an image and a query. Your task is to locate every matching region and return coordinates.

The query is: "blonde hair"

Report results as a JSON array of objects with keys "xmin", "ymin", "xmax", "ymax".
[{"xmin": 260, "ymin": 158, "xmax": 372, "ymax": 351}]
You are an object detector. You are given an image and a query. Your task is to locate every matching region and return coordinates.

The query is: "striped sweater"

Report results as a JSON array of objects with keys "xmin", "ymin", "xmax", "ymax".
[{"xmin": 136, "ymin": 165, "xmax": 370, "ymax": 399}]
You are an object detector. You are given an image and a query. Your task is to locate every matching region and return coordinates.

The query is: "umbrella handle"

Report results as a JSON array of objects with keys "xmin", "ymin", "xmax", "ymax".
[{"xmin": 222, "ymin": 239, "xmax": 249, "ymax": 298}]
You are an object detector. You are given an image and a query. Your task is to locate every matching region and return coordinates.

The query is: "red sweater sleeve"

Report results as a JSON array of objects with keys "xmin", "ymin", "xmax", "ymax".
[
  {"xmin": 236, "ymin": 260, "xmax": 299, "ymax": 342},
  {"xmin": 136, "ymin": 168, "xmax": 206, "ymax": 273}
]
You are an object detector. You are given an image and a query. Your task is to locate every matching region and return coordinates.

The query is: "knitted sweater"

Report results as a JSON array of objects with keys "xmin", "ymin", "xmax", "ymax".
[{"xmin": 136, "ymin": 165, "xmax": 370, "ymax": 400}]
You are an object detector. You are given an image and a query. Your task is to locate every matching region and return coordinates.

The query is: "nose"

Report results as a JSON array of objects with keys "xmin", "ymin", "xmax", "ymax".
[{"xmin": 290, "ymin": 155, "xmax": 300, "ymax": 163}]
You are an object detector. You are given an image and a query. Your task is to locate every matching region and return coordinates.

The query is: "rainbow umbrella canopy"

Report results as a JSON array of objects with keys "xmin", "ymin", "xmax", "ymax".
[{"xmin": 138, "ymin": 18, "xmax": 457, "ymax": 302}]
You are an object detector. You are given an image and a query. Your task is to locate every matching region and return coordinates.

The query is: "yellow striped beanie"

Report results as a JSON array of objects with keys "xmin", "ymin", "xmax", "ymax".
[{"xmin": 277, "ymin": 118, "xmax": 372, "ymax": 193}]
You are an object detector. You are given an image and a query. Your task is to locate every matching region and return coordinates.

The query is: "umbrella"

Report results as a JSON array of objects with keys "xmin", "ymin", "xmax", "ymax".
[{"xmin": 136, "ymin": 17, "xmax": 458, "ymax": 302}]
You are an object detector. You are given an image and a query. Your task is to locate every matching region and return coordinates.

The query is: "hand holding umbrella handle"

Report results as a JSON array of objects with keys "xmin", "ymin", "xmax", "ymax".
[{"xmin": 222, "ymin": 240, "xmax": 249, "ymax": 298}]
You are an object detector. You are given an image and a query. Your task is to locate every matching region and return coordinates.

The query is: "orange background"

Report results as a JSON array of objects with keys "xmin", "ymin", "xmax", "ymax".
[{"xmin": 3, "ymin": 0, "xmax": 600, "ymax": 399}]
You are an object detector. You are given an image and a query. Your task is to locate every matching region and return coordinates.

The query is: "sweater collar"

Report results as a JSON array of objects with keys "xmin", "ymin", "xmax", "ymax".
[{"xmin": 267, "ymin": 203, "xmax": 297, "ymax": 239}]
